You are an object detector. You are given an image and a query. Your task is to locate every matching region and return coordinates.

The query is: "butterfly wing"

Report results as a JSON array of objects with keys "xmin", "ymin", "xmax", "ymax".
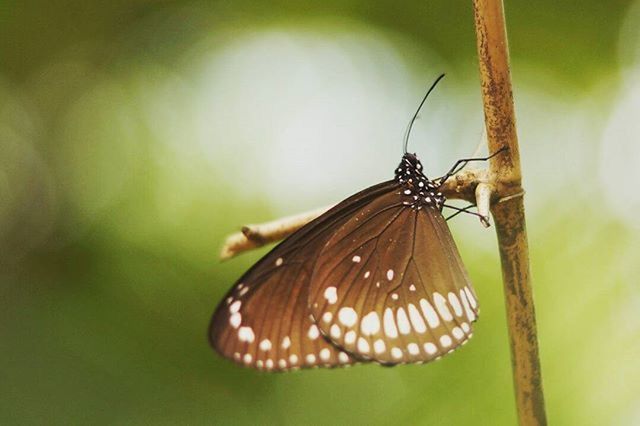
[
  {"xmin": 209, "ymin": 181, "xmax": 396, "ymax": 371},
  {"xmin": 308, "ymin": 189, "xmax": 479, "ymax": 364}
]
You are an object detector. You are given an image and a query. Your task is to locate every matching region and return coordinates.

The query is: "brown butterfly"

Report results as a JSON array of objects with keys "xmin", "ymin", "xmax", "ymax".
[{"xmin": 209, "ymin": 75, "xmax": 504, "ymax": 371}]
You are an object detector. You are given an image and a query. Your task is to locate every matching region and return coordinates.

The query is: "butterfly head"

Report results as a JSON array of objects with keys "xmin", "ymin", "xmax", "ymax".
[{"xmin": 395, "ymin": 153, "xmax": 445, "ymax": 210}]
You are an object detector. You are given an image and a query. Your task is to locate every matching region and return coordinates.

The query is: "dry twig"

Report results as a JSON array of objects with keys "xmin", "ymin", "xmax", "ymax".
[{"xmin": 220, "ymin": 206, "xmax": 330, "ymax": 260}]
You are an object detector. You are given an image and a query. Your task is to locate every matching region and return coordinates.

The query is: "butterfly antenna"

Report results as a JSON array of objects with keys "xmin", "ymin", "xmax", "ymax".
[{"xmin": 403, "ymin": 73, "xmax": 446, "ymax": 154}]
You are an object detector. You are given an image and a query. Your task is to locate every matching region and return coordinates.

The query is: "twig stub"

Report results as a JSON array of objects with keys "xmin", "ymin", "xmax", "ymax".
[{"xmin": 220, "ymin": 206, "xmax": 331, "ymax": 260}]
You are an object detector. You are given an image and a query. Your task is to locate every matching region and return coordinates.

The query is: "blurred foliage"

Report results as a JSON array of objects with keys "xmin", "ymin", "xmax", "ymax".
[
  {"xmin": 1, "ymin": 1, "xmax": 640, "ymax": 425},
  {"xmin": 0, "ymin": 0, "xmax": 634, "ymax": 84}
]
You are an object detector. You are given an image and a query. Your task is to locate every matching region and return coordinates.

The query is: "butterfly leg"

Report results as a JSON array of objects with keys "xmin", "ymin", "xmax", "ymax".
[
  {"xmin": 443, "ymin": 204, "xmax": 490, "ymax": 227},
  {"xmin": 436, "ymin": 146, "xmax": 508, "ymax": 187},
  {"xmin": 445, "ymin": 204, "xmax": 476, "ymax": 221}
]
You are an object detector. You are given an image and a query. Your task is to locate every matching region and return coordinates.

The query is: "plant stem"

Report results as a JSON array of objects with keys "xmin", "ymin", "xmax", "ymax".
[{"xmin": 472, "ymin": 0, "xmax": 547, "ymax": 424}]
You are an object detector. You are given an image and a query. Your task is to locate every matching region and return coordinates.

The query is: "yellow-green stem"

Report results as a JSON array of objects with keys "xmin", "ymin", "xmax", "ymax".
[{"xmin": 472, "ymin": 0, "xmax": 548, "ymax": 424}]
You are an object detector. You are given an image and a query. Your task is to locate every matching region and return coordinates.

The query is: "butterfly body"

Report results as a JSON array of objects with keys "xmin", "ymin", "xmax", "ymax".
[
  {"xmin": 394, "ymin": 152, "xmax": 446, "ymax": 211},
  {"xmin": 210, "ymin": 153, "xmax": 479, "ymax": 371}
]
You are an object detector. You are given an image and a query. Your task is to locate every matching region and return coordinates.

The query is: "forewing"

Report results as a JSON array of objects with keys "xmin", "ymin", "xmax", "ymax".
[
  {"xmin": 209, "ymin": 181, "xmax": 396, "ymax": 371},
  {"xmin": 308, "ymin": 191, "xmax": 479, "ymax": 365}
]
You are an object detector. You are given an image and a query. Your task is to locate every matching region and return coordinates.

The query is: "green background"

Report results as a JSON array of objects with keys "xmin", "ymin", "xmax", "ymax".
[{"xmin": 2, "ymin": 1, "xmax": 639, "ymax": 425}]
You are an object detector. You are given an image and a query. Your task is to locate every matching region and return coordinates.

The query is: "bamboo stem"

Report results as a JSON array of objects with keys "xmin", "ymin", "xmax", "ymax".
[{"xmin": 472, "ymin": 0, "xmax": 547, "ymax": 424}]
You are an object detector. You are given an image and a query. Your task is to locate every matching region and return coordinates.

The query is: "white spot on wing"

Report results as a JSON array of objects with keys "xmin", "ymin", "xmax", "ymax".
[
  {"xmin": 464, "ymin": 287, "xmax": 478, "ymax": 308},
  {"xmin": 452, "ymin": 327, "xmax": 464, "ymax": 340},
  {"xmin": 448, "ymin": 292, "xmax": 463, "ymax": 316},
  {"xmin": 275, "ymin": 257, "xmax": 283, "ymax": 266},
  {"xmin": 338, "ymin": 307, "xmax": 358, "ymax": 327},
  {"xmin": 238, "ymin": 326, "xmax": 255, "ymax": 343},
  {"xmin": 433, "ymin": 292, "xmax": 453, "ymax": 321},
  {"xmin": 243, "ymin": 353, "xmax": 252, "ymax": 364},
  {"xmin": 407, "ymin": 343, "xmax": 419, "ymax": 355},
  {"xmin": 338, "ymin": 352, "xmax": 349, "ymax": 363},
  {"xmin": 357, "ymin": 337, "xmax": 370, "ymax": 353},
  {"xmin": 364, "ymin": 271, "xmax": 370, "ymax": 279},
  {"xmin": 391, "ymin": 347, "xmax": 403, "ymax": 359},
  {"xmin": 420, "ymin": 298, "xmax": 440, "ymax": 328},
  {"xmin": 229, "ymin": 300, "xmax": 241, "ymax": 314},
  {"xmin": 305, "ymin": 354, "xmax": 316, "ymax": 364},
  {"xmin": 352, "ymin": 255, "xmax": 361, "ymax": 263},
  {"xmin": 229, "ymin": 313, "xmax": 241, "ymax": 329},
  {"xmin": 308, "ymin": 324, "xmax": 320, "ymax": 340},
  {"xmin": 320, "ymin": 348, "xmax": 331, "ymax": 361},
  {"xmin": 259, "ymin": 339, "xmax": 272, "ymax": 351},
  {"xmin": 330, "ymin": 324, "xmax": 341, "ymax": 338},
  {"xmin": 374, "ymin": 339, "xmax": 386, "ymax": 354},
  {"xmin": 439, "ymin": 334, "xmax": 452, "ymax": 348},
  {"xmin": 424, "ymin": 342, "xmax": 437, "ymax": 355},
  {"xmin": 383, "ymin": 308, "xmax": 398, "ymax": 338},
  {"xmin": 460, "ymin": 289, "xmax": 476, "ymax": 321},
  {"xmin": 322, "ymin": 312, "xmax": 333, "ymax": 323},
  {"xmin": 386, "ymin": 269, "xmax": 394, "ymax": 281},
  {"xmin": 407, "ymin": 303, "xmax": 427, "ymax": 333},
  {"xmin": 281, "ymin": 336, "xmax": 291, "ymax": 349},
  {"xmin": 345, "ymin": 330, "xmax": 356, "ymax": 344},
  {"xmin": 360, "ymin": 311, "xmax": 380, "ymax": 335},
  {"xmin": 396, "ymin": 307, "xmax": 411, "ymax": 335},
  {"xmin": 289, "ymin": 354, "xmax": 298, "ymax": 364},
  {"xmin": 324, "ymin": 287, "xmax": 338, "ymax": 304}
]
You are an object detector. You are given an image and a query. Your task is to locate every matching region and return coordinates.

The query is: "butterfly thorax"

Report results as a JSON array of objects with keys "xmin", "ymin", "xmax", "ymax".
[{"xmin": 395, "ymin": 153, "xmax": 445, "ymax": 211}]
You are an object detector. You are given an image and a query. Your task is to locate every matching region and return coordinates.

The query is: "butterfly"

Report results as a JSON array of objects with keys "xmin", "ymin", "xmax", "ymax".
[{"xmin": 209, "ymin": 75, "xmax": 505, "ymax": 371}]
